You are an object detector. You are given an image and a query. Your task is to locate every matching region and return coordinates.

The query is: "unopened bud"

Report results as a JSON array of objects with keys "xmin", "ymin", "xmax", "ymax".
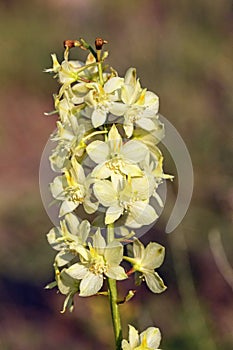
[
  {"xmin": 95, "ymin": 37, "xmax": 108, "ymax": 50},
  {"xmin": 64, "ymin": 40, "xmax": 75, "ymax": 48}
]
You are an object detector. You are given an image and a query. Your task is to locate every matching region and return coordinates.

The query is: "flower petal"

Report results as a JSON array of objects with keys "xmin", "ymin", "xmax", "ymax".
[
  {"xmin": 92, "ymin": 229, "xmax": 106, "ymax": 250},
  {"xmin": 56, "ymin": 251, "xmax": 74, "ymax": 267},
  {"xmin": 71, "ymin": 158, "xmax": 85, "ymax": 183},
  {"xmin": 131, "ymin": 202, "xmax": 158, "ymax": 226},
  {"xmin": 105, "ymin": 241, "xmax": 123, "ymax": 265},
  {"xmin": 105, "ymin": 205, "xmax": 123, "ymax": 224},
  {"xmin": 92, "ymin": 109, "xmax": 107, "ymax": 128},
  {"xmin": 144, "ymin": 91, "xmax": 159, "ymax": 110},
  {"xmin": 79, "ymin": 271, "xmax": 103, "ymax": 296},
  {"xmin": 121, "ymin": 162, "xmax": 143, "ymax": 177},
  {"xmin": 121, "ymin": 339, "xmax": 131, "ymax": 350},
  {"xmin": 59, "ymin": 200, "xmax": 77, "ymax": 217},
  {"xmin": 140, "ymin": 327, "xmax": 161, "ymax": 349},
  {"xmin": 104, "ymin": 77, "xmax": 123, "ymax": 93},
  {"xmin": 93, "ymin": 180, "xmax": 118, "ymax": 206},
  {"xmin": 122, "ymin": 140, "xmax": 148, "ymax": 162},
  {"xmin": 136, "ymin": 117, "xmax": 157, "ymax": 131},
  {"xmin": 133, "ymin": 239, "xmax": 145, "ymax": 261},
  {"xmin": 92, "ymin": 163, "xmax": 112, "ymax": 179},
  {"xmin": 106, "ymin": 266, "xmax": 127, "ymax": 280},
  {"xmin": 128, "ymin": 324, "xmax": 139, "ymax": 347},
  {"xmin": 109, "ymin": 102, "xmax": 127, "ymax": 116},
  {"xmin": 124, "ymin": 68, "xmax": 137, "ymax": 86},
  {"xmin": 123, "ymin": 122, "xmax": 134, "ymax": 138},
  {"xmin": 86, "ymin": 140, "xmax": 109, "ymax": 164},
  {"xmin": 50, "ymin": 176, "xmax": 64, "ymax": 200},
  {"xmin": 144, "ymin": 271, "xmax": 167, "ymax": 293},
  {"xmin": 83, "ymin": 198, "xmax": 99, "ymax": 214},
  {"xmin": 79, "ymin": 220, "xmax": 91, "ymax": 243},
  {"xmin": 142, "ymin": 242, "xmax": 165, "ymax": 269},
  {"xmin": 65, "ymin": 213, "xmax": 80, "ymax": 235},
  {"xmin": 66, "ymin": 263, "xmax": 88, "ymax": 280}
]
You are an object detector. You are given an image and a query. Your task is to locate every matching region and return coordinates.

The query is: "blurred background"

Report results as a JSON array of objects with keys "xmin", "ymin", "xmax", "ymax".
[{"xmin": 0, "ymin": 0, "xmax": 232, "ymax": 349}]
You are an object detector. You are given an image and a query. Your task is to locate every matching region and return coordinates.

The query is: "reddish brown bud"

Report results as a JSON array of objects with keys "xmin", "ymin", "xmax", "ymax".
[
  {"xmin": 95, "ymin": 37, "xmax": 108, "ymax": 50},
  {"xmin": 64, "ymin": 40, "xmax": 76, "ymax": 48}
]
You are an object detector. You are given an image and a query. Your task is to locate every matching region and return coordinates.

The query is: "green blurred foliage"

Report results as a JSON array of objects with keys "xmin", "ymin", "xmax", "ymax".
[{"xmin": 0, "ymin": 0, "xmax": 232, "ymax": 349}]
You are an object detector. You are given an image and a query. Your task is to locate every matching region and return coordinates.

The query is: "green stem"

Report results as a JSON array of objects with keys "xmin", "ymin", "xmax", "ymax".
[
  {"xmin": 97, "ymin": 61, "xmax": 104, "ymax": 86},
  {"xmin": 107, "ymin": 224, "xmax": 123, "ymax": 350}
]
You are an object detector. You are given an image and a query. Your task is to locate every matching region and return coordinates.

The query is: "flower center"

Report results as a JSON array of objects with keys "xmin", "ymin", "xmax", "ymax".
[
  {"xmin": 66, "ymin": 185, "xmax": 85, "ymax": 203},
  {"xmin": 93, "ymin": 89, "xmax": 109, "ymax": 107},
  {"xmin": 89, "ymin": 255, "xmax": 108, "ymax": 275},
  {"xmin": 106, "ymin": 157, "xmax": 125, "ymax": 175},
  {"xmin": 126, "ymin": 106, "xmax": 143, "ymax": 123}
]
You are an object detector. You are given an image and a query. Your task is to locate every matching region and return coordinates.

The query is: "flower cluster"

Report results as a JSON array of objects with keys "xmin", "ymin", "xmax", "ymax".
[{"xmin": 44, "ymin": 38, "xmax": 172, "ymax": 348}]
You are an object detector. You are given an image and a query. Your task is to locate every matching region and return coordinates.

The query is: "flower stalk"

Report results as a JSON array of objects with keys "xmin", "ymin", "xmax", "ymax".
[
  {"xmin": 107, "ymin": 223, "xmax": 123, "ymax": 350},
  {"xmin": 107, "ymin": 277, "xmax": 122, "ymax": 350}
]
